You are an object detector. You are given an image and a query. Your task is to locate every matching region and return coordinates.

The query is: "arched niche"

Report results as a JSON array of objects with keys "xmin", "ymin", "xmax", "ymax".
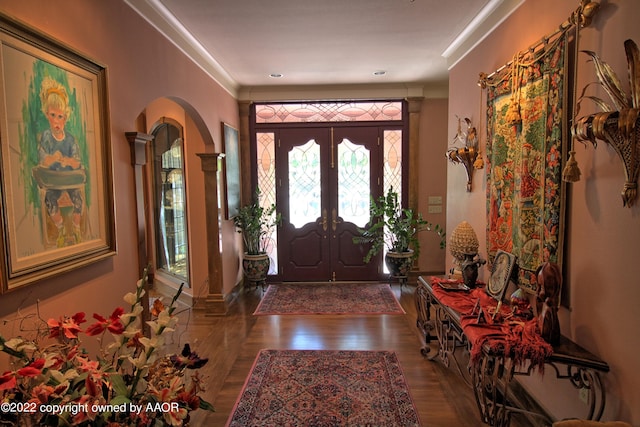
[{"xmin": 129, "ymin": 97, "xmax": 231, "ymax": 315}]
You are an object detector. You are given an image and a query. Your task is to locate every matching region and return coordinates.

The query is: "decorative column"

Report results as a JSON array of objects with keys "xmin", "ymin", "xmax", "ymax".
[
  {"xmin": 125, "ymin": 132, "xmax": 153, "ymax": 335},
  {"xmin": 406, "ymin": 97, "xmax": 424, "ymax": 213},
  {"xmin": 196, "ymin": 153, "xmax": 228, "ymax": 315},
  {"xmin": 406, "ymin": 97, "xmax": 424, "ymax": 280},
  {"xmin": 238, "ymin": 100, "xmax": 252, "ymax": 204}
]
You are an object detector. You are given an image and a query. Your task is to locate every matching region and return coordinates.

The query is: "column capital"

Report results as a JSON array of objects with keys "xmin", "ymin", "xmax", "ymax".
[
  {"xmin": 125, "ymin": 132, "xmax": 153, "ymax": 166},
  {"xmin": 197, "ymin": 152, "xmax": 224, "ymax": 172},
  {"xmin": 406, "ymin": 97, "xmax": 424, "ymax": 114}
]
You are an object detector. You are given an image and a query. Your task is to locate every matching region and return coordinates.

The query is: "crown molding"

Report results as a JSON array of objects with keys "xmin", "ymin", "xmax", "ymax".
[
  {"xmin": 124, "ymin": 0, "xmax": 239, "ymax": 97},
  {"xmin": 237, "ymin": 83, "xmax": 449, "ymax": 102},
  {"xmin": 126, "ymin": 0, "xmax": 522, "ymax": 100},
  {"xmin": 442, "ymin": 0, "xmax": 525, "ymax": 70}
]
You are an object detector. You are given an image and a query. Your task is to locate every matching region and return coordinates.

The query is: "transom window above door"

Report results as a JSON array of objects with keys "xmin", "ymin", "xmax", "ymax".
[{"xmin": 254, "ymin": 101, "xmax": 403, "ymax": 123}]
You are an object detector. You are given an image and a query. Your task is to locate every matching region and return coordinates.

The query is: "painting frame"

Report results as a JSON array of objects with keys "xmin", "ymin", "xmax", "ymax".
[
  {"xmin": 487, "ymin": 250, "xmax": 517, "ymax": 302},
  {"xmin": 0, "ymin": 14, "xmax": 115, "ymax": 292},
  {"xmin": 221, "ymin": 122, "xmax": 240, "ymax": 219}
]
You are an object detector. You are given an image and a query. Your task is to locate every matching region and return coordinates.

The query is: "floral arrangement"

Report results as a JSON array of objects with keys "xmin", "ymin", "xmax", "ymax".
[{"xmin": 0, "ymin": 268, "xmax": 214, "ymax": 426}]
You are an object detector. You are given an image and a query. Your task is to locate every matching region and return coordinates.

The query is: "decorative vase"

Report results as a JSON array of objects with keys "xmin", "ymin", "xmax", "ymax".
[
  {"xmin": 242, "ymin": 253, "xmax": 270, "ymax": 288},
  {"xmin": 384, "ymin": 250, "xmax": 414, "ymax": 281},
  {"xmin": 460, "ymin": 253, "xmax": 485, "ymax": 289}
]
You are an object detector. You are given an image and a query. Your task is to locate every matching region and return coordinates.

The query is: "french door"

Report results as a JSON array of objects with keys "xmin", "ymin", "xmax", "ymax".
[{"xmin": 276, "ymin": 126, "xmax": 385, "ymax": 282}]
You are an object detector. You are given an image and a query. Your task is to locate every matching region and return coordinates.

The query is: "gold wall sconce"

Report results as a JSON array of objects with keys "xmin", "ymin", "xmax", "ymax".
[
  {"xmin": 566, "ymin": 39, "xmax": 640, "ymax": 208},
  {"xmin": 447, "ymin": 117, "xmax": 484, "ymax": 192}
]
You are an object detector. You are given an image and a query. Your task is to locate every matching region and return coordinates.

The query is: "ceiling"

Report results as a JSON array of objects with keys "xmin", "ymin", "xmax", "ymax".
[{"xmin": 125, "ymin": 0, "xmax": 523, "ymax": 98}]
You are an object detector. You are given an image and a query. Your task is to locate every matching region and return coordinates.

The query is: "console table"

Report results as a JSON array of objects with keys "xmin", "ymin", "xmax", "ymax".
[{"xmin": 416, "ymin": 275, "xmax": 610, "ymax": 427}]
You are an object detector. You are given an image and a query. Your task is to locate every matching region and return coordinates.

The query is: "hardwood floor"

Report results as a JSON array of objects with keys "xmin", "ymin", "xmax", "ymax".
[{"xmin": 162, "ymin": 282, "xmax": 530, "ymax": 426}]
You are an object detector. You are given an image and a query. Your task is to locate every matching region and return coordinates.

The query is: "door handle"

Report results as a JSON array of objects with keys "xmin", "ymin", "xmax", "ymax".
[
  {"xmin": 320, "ymin": 209, "xmax": 328, "ymax": 231},
  {"xmin": 331, "ymin": 208, "xmax": 343, "ymax": 231}
]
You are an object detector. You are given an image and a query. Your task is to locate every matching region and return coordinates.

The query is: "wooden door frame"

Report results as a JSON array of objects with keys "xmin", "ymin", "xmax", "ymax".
[{"xmin": 241, "ymin": 99, "xmax": 418, "ymax": 282}]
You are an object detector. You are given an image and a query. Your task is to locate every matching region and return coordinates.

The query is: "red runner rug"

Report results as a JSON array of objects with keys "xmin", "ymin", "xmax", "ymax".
[
  {"xmin": 253, "ymin": 283, "xmax": 405, "ymax": 315},
  {"xmin": 225, "ymin": 349, "xmax": 422, "ymax": 427}
]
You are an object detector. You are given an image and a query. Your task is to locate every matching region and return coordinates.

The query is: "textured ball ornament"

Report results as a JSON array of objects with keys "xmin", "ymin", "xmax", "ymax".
[{"xmin": 449, "ymin": 221, "xmax": 479, "ymax": 261}]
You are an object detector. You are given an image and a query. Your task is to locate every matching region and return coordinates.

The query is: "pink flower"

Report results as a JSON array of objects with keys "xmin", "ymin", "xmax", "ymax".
[
  {"xmin": 177, "ymin": 390, "xmax": 201, "ymax": 410},
  {"xmin": 48, "ymin": 312, "xmax": 86, "ymax": 339},
  {"xmin": 163, "ymin": 405, "xmax": 188, "ymax": 426},
  {"xmin": 77, "ymin": 356, "xmax": 100, "ymax": 373},
  {"xmin": 16, "ymin": 358, "xmax": 45, "ymax": 377},
  {"xmin": 86, "ymin": 308, "xmax": 125, "ymax": 336},
  {"xmin": 85, "ymin": 375, "xmax": 101, "ymax": 397},
  {"xmin": 0, "ymin": 371, "xmax": 16, "ymax": 391},
  {"xmin": 31, "ymin": 384, "xmax": 55, "ymax": 403}
]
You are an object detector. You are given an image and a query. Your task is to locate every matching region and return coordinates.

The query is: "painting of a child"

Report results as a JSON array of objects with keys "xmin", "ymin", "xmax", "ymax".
[{"xmin": 34, "ymin": 76, "xmax": 86, "ymax": 247}]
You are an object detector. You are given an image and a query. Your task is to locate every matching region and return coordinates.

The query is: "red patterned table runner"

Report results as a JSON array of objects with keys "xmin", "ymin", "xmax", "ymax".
[{"xmin": 429, "ymin": 277, "xmax": 552, "ymax": 368}]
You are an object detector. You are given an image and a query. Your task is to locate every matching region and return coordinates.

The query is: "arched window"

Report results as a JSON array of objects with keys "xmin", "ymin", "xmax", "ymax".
[{"xmin": 151, "ymin": 120, "xmax": 189, "ymax": 283}]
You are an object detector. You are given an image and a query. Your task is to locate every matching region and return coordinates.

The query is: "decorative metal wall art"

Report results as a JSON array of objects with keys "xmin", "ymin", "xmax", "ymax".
[
  {"xmin": 447, "ymin": 117, "xmax": 484, "ymax": 192},
  {"xmin": 569, "ymin": 39, "xmax": 640, "ymax": 208}
]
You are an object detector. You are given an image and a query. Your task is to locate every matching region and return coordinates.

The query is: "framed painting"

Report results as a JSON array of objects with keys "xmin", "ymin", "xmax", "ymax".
[
  {"xmin": 484, "ymin": 34, "xmax": 568, "ymax": 294},
  {"xmin": 222, "ymin": 122, "xmax": 240, "ymax": 219},
  {"xmin": 486, "ymin": 250, "xmax": 517, "ymax": 302},
  {"xmin": 0, "ymin": 14, "xmax": 115, "ymax": 292}
]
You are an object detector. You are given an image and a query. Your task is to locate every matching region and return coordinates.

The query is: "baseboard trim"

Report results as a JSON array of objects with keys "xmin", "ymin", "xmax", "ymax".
[{"xmin": 192, "ymin": 279, "xmax": 244, "ymax": 315}]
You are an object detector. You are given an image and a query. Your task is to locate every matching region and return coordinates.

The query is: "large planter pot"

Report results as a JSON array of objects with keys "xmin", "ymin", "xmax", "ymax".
[
  {"xmin": 384, "ymin": 250, "xmax": 414, "ymax": 282},
  {"xmin": 242, "ymin": 253, "xmax": 270, "ymax": 288}
]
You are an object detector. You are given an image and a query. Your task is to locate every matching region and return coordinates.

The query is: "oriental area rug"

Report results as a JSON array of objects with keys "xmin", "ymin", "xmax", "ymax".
[
  {"xmin": 225, "ymin": 349, "xmax": 422, "ymax": 427},
  {"xmin": 253, "ymin": 283, "xmax": 405, "ymax": 315}
]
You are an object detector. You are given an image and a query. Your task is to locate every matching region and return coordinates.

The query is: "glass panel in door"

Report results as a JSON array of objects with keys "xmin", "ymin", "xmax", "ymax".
[
  {"xmin": 276, "ymin": 126, "xmax": 384, "ymax": 282},
  {"xmin": 288, "ymin": 139, "xmax": 321, "ymax": 228},
  {"xmin": 277, "ymin": 128, "xmax": 331, "ymax": 281},
  {"xmin": 337, "ymin": 138, "xmax": 370, "ymax": 227},
  {"xmin": 330, "ymin": 127, "xmax": 381, "ymax": 281}
]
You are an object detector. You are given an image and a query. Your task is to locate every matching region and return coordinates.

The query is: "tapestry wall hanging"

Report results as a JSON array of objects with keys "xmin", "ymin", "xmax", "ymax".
[{"xmin": 484, "ymin": 35, "xmax": 568, "ymax": 293}]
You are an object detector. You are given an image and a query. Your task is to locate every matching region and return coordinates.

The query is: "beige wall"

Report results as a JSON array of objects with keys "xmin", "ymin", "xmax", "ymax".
[
  {"xmin": 416, "ymin": 97, "xmax": 448, "ymax": 273},
  {"xmin": 448, "ymin": 0, "xmax": 640, "ymax": 423},
  {"xmin": 0, "ymin": 0, "xmax": 240, "ymax": 355}
]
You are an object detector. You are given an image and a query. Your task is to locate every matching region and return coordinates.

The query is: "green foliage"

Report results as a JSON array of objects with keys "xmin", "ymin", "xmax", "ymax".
[
  {"xmin": 353, "ymin": 187, "xmax": 445, "ymax": 263},
  {"xmin": 233, "ymin": 189, "xmax": 282, "ymax": 255}
]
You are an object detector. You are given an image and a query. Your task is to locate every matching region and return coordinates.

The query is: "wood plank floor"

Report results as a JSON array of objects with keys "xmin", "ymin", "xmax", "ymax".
[{"xmin": 162, "ymin": 282, "xmax": 530, "ymax": 426}]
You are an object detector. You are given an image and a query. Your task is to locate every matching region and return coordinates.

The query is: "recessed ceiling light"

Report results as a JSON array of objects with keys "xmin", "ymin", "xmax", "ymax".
[
  {"xmin": 373, "ymin": 70, "xmax": 386, "ymax": 76},
  {"xmin": 269, "ymin": 73, "xmax": 283, "ymax": 78}
]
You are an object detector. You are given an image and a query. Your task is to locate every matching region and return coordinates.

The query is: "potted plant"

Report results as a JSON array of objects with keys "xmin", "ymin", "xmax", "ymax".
[
  {"xmin": 233, "ymin": 189, "xmax": 281, "ymax": 287},
  {"xmin": 353, "ymin": 187, "xmax": 445, "ymax": 279}
]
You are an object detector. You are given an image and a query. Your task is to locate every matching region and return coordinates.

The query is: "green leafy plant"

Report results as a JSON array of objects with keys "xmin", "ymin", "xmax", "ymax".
[
  {"xmin": 353, "ymin": 187, "xmax": 445, "ymax": 263},
  {"xmin": 233, "ymin": 189, "xmax": 282, "ymax": 255}
]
